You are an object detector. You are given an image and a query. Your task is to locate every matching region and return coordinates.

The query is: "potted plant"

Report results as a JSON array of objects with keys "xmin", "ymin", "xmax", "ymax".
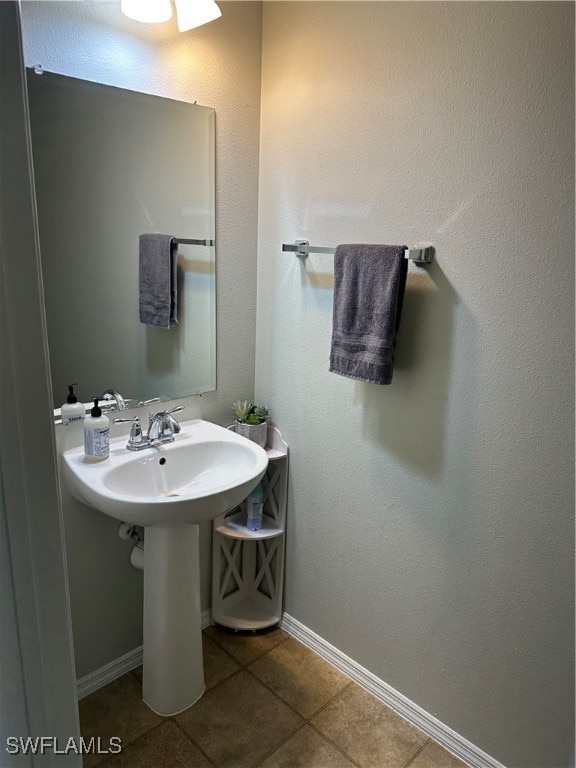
[{"xmin": 232, "ymin": 401, "xmax": 270, "ymax": 448}]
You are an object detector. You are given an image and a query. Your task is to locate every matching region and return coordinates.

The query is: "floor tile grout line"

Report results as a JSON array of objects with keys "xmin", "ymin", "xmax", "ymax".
[
  {"xmin": 306, "ymin": 679, "xmax": 428, "ymax": 768},
  {"xmin": 173, "ymin": 660, "xmax": 303, "ymax": 768},
  {"xmin": 202, "ymin": 666, "xmax": 246, "ymax": 700},
  {"xmin": 172, "ymin": 666, "xmax": 268, "ymax": 766},
  {"xmin": 242, "ymin": 646, "xmax": 354, "ymax": 723},
  {"xmin": 402, "ymin": 738, "xmax": 431, "ymax": 768},
  {"xmin": 307, "ymin": 688, "xmax": 432, "ymax": 768},
  {"xmin": 206, "ymin": 626, "xmax": 358, "ymax": 725},
  {"xmin": 303, "ymin": 682, "xmax": 364, "ymax": 768},
  {"xmin": 306, "ymin": 679, "xmax": 355, "ymax": 721},
  {"xmin": 244, "ymin": 666, "xmax": 308, "ymax": 722},
  {"xmin": 306, "ymin": 722, "xmax": 364, "ymax": 768},
  {"xmin": 171, "ymin": 715, "xmax": 220, "ymax": 768},
  {"xmin": 204, "ymin": 631, "xmax": 250, "ymax": 669},
  {"xmin": 243, "ymin": 674, "xmax": 364, "ymax": 768},
  {"xmin": 184, "ymin": 661, "xmax": 314, "ymax": 768},
  {"xmin": 243, "ymin": 662, "xmax": 353, "ymax": 723},
  {"xmin": 251, "ymin": 721, "xmax": 308, "ymax": 768},
  {"xmin": 88, "ymin": 720, "xmax": 167, "ymax": 767},
  {"xmin": 205, "ymin": 626, "xmax": 290, "ymax": 669}
]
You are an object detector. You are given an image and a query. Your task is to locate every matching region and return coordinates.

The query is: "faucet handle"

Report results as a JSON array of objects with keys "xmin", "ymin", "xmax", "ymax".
[
  {"xmin": 113, "ymin": 417, "xmax": 147, "ymax": 450},
  {"xmin": 136, "ymin": 397, "xmax": 162, "ymax": 407},
  {"xmin": 148, "ymin": 405, "xmax": 184, "ymax": 424},
  {"xmin": 165, "ymin": 405, "xmax": 185, "ymax": 433}
]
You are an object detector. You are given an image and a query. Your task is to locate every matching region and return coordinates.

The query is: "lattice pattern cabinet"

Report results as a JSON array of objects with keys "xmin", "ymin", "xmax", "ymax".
[{"xmin": 211, "ymin": 426, "xmax": 288, "ymax": 630}]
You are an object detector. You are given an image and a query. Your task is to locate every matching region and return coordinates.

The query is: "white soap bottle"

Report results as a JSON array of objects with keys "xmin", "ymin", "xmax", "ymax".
[
  {"xmin": 83, "ymin": 398, "xmax": 110, "ymax": 462},
  {"xmin": 61, "ymin": 383, "xmax": 86, "ymax": 425}
]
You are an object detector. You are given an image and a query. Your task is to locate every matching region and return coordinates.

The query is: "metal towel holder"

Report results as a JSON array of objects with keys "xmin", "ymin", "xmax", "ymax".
[
  {"xmin": 174, "ymin": 238, "xmax": 215, "ymax": 247},
  {"xmin": 282, "ymin": 240, "xmax": 434, "ymax": 264}
]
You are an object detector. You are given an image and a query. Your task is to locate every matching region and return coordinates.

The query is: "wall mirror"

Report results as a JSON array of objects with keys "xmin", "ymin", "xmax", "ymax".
[{"xmin": 26, "ymin": 69, "xmax": 216, "ymax": 413}]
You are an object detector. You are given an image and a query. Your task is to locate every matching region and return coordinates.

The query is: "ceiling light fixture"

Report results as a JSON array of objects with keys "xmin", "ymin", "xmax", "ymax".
[
  {"xmin": 120, "ymin": 0, "xmax": 173, "ymax": 24},
  {"xmin": 121, "ymin": 0, "xmax": 222, "ymax": 31},
  {"xmin": 174, "ymin": 0, "xmax": 221, "ymax": 32}
]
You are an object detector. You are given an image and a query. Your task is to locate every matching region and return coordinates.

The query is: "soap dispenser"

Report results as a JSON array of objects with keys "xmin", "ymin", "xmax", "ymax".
[
  {"xmin": 83, "ymin": 398, "xmax": 110, "ymax": 462},
  {"xmin": 61, "ymin": 383, "xmax": 86, "ymax": 425}
]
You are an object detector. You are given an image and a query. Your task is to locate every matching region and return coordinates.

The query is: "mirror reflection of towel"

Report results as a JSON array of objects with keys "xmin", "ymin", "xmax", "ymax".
[
  {"xmin": 139, "ymin": 233, "xmax": 178, "ymax": 328},
  {"xmin": 329, "ymin": 244, "xmax": 408, "ymax": 384}
]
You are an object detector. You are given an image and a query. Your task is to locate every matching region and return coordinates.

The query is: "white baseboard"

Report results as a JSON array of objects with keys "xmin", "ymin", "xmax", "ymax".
[
  {"xmin": 77, "ymin": 645, "xmax": 143, "ymax": 700},
  {"xmin": 281, "ymin": 613, "xmax": 505, "ymax": 768},
  {"xmin": 77, "ymin": 609, "xmax": 212, "ymax": 700}
]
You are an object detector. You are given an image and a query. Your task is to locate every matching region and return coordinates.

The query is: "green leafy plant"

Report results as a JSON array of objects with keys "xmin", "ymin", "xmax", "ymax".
[
  {"xmin": 252, "ymin": 405, "xmax": 270, "ymax": 423},
  {"xmin": 232, "ymin": 401, "xmax": 270, "ymax": 425}
]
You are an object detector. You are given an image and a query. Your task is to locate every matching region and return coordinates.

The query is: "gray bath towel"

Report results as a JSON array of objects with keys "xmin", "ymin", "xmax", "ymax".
[
  {"xmin": 139, "ymin": 234, "xmax": 178, "ymax": 328},
  {"xmin": 329, "ymin": 244, "xmax": 408, "ymax": 384}
]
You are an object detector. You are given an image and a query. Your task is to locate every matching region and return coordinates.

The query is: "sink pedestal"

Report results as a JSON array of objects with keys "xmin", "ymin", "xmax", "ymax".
[
  {"xmin": 61, "ymin": 420, "xmax": 269, "ymax": 715},
  {"xmin": 142, "ymin": 524, "xmax": 204, "ymax": 716}
]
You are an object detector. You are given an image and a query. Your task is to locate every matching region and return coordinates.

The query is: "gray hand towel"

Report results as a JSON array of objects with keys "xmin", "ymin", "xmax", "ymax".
[
  {"xmin": 139, "ymin": 234, "xmax": 178, "ymax": 328},
  {"xmin": 329, "ymin": 244, "xmax": 408, "ymax": 385}
]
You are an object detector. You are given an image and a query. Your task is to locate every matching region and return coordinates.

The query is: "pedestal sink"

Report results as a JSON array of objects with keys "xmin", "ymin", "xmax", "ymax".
[{"xmin": 62, "ymin": 419, "xmax": 268, "ymax": 716}]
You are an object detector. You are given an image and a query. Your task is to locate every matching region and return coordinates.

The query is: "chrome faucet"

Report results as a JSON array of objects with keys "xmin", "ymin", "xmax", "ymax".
[
  {"xmin": 100, "ymin": 389, "xmax": 128, "ymax": 411},
  {"xmin": 114, "ymin": 406, "xmax": 185, "ymax": 451}
]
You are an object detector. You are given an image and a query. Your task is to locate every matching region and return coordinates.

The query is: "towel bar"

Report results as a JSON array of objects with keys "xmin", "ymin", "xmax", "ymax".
[
  {"xmin": 175, "ymin": 238, "xmax": 215, "ymax": 247},
  {"xmin": 282, "ymin": 240, "xmax": 434, "ymax": 264}
]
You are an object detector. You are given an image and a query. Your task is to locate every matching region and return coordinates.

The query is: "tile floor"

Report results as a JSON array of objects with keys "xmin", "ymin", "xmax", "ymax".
[{"xmin": 80, "ymin": 626, "xmax": 468, "ymax": 768}]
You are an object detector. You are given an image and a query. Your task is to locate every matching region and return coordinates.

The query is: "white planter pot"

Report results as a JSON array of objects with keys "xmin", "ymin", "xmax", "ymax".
[{"xmin": 235, "ymin": 420, "xmax": 267, "ymax": 448}]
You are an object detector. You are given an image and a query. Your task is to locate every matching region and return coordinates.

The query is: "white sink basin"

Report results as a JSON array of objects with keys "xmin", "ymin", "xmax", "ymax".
[
  {"xmin": 60, "ymin": 418, "xmax": 268, "ymax": 717},
  {"xmin": 62, "ymin": 419, "xmax": 268, "ymax": 526}
]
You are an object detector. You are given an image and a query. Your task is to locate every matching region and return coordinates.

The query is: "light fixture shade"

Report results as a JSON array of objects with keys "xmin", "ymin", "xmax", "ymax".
[
  {"xmin": 121, "ymin": 0, "xmax": 173, "ymax": 24},
  {"xmin": 174, "ymin": 0, "xmax": 222, "ymax": 32}
]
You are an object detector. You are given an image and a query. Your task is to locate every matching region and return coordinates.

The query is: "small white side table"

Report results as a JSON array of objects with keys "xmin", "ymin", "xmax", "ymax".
[{"xmin": 211, "ymin": 426, "xmax": 288, "ymax": 629}]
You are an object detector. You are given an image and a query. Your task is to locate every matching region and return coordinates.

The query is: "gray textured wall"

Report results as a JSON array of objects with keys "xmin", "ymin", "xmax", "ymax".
[{"xmin": 256, "ymin": 3, "xmax": 574, "ymax": 766}]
